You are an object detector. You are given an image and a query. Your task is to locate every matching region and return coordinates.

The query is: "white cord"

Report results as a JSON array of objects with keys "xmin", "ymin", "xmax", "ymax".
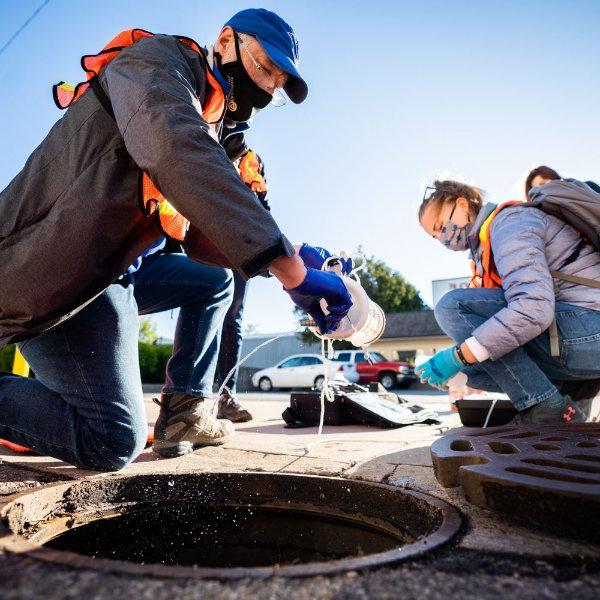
[
  {"xmin": 482, "ymin": 398, "xmax": 499, "ymax": 429},
  {"xmin": 307, "ymin": 251, "xmax": 370, "ymax": 450},
  {"xmin": 212, "ymin": 327, "xmax": 301, "ymax": 412},
  {"xmin": 316, "ymin": 337, "xmax": 337, "ymax": 437},
  {"xmin": 347, "ymin": 251, "xmax": 367, "ymax": 282},
  {"xmin": 213, "ymin": 250, "xmax": 369, "ymax": 453}
]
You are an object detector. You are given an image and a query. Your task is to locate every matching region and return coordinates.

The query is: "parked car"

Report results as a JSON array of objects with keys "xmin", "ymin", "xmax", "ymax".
[
  {"xmin": 333, "ymin": 350, "xmax": 417, "ymax": 390},
  {"xmin": 251, "ymin": 354, "xmax": 343, "ymax": 392}
]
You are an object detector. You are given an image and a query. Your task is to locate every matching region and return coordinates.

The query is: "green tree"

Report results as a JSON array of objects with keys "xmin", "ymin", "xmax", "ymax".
[
  {"xmin": 139, "ymin": 318, "xmax": 158, "ymax": 344},
  {"xmin": 294, "ymin": 254, "xmax": 425, "ymax": 343},
  {"xmin": 138, "ymin": 342, "xmax": 173, "ymax": 383},
  {"xmin": 0, "ymin": 344, "xmax": 16, "ymax": 372},
  {"xmin": 355, "ymin": 257, "xmax": 425, "ymax": 313},
  {"xmin": 243, "ymin": 323, "xmax": 259, "ymax": 335}
]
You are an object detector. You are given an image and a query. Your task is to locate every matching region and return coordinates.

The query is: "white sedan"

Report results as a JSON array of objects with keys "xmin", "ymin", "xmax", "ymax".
[{"xmin": 251, "ymin": 354, "xmax": 343, "ymax": 392}]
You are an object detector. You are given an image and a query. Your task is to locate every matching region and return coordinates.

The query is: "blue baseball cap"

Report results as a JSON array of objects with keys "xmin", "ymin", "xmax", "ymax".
[{"xmin": 224, "ymin": 8, "xmax": 308, "ymax": 104}]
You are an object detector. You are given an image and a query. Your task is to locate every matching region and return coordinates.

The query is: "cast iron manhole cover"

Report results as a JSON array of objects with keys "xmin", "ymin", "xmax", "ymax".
[
  {"xmin": 0, "ymin": 472, "xmax": 461, "ymax": 579},
  {"xmin": 431, "ymin": 423, "xmax": 600, "ymax": 540}
]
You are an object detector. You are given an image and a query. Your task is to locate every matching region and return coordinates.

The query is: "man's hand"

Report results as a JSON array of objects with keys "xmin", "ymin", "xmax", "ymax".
[
  {"xmin": 286, "ymin": 268, "xmax": 353, "ymax": 334},
  {"xmin": 415, "ymin": 347, "xmax": 462, "ymax": 388},
  {"xmin": 298, "ymin": 243, "xmax": 353, "ymax": 275}
]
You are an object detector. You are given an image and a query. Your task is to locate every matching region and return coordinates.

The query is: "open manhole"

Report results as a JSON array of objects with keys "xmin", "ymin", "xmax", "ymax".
[{"xmin": 0, "ymin": 473, "xmax": 460, "ymax": 579}]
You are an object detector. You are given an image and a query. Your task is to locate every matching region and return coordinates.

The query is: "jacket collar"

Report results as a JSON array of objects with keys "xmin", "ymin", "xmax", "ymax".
[
  {"xmin": 204, "ymin": 44, "xmax": 232, "ymax": 95},
  {"xmin": 203, "ymin": 44, "xmax": 252, "ymax": 144},
  {"xmin": 468, "ymin": 202, "xmax": 497, "ymax": 255},
  {"xmin": 467, "ymin": 202, "xmax": 498, "ymax": 260}
]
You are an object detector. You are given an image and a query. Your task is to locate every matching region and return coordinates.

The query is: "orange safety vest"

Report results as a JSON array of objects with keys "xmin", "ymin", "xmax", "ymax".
[
  {"xmin": 53, "ymin": 29, "xmax": 226, "ymax": 241},
  {"xmin": 238, "ymin": 150, "xmax": 267, "ymax": 194},
  {"xmin": 469, "ymin": 201, "xmax": 522, "ymax": 288}
]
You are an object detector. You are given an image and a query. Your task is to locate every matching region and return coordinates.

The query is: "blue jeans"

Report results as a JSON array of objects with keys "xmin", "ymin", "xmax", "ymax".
[
  {"xmin": 217, "ymin": 271, "xmax": 248, "ymax": 392},
  {"xmin": 435, "ymin": 288, "xmax": 600, "ymax": 411},
  {"xmin": 133, "ymin": 253, "xmax": 233, "ymax": 397},
  {"xmin": 0, "ymin": 253, "xmax": 232, "ymax": 470}
]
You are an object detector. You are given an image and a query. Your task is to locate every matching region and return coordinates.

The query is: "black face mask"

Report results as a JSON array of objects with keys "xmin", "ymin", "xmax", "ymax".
[{"xmin": 215, "ymin": 33, "xmax": 272, "ymax": 122}]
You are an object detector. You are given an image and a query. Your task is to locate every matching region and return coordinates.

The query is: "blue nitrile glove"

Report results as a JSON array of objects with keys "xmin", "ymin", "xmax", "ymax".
[
  {"xmin": 415, "ymin": 347, "xmax": 462, "ymax": 388},
  {"xmin": 298, "ymin": 243, "xmax": 353, "ymax": 276},
  {"xmin": 287, "ymin": 268, "xmax": 353, "ymax": 334}
]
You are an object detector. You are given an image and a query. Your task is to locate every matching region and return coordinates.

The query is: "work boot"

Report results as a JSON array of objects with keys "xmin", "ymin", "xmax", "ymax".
[
  {"xmin": 509, "ymin": 395, "xmax": 586, "ymax": 426},
  {"xmin": 152, "ymin": 393, "xmax": 234, "ymax": 458},
  {"xmin": 217, "ymin": 389, "xmax": 253, "ymax": 422}
]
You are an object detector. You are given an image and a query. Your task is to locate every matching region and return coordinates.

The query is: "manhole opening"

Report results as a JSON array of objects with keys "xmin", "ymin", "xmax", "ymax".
[
  {"xmin": 46, "ymin": 503, "xmax": 401, "ymax": 567},
  {"xmin": 0, "ymin": 473, "xmax": 461, "ymax": 579}
]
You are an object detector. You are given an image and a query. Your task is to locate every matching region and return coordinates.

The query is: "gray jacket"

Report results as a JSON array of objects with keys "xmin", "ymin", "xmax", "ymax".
[
  {"xmin": 469, "ymin": 181, "xmax": 600, "ymax": 360},
  {"xmin": 0, "ymin": 34, "xmax": 292, "ymax": 345}
]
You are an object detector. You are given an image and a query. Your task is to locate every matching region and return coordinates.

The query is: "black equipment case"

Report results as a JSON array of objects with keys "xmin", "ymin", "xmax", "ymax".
[
  {"xmin": 282, "ymin": 386, "xmax": 438, "ymax": 429},
  {"xmin": 455, "ymin": 398, "xmax": 517, "ymax": 427}
]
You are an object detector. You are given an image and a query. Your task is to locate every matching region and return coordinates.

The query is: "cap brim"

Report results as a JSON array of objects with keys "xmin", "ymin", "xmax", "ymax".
[{"xmin": 257, "ymin": 37, "xmax": 308, "ymax": 104}]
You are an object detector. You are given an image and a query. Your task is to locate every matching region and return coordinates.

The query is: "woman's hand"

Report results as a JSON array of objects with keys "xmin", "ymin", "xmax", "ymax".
[{"xmin": 415, "ymin": 347, "xmax": 463, "ymax": 387}]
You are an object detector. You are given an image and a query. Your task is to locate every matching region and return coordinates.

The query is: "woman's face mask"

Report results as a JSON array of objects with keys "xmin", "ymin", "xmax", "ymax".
[{"xmin": 438, "ymin": 203, "xmax": 471, "ymax": 251}]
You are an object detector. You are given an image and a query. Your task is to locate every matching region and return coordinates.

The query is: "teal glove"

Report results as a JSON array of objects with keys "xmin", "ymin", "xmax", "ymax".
[{"xmin": 415, "ymin": 347, "xmax": 462, "ymax": 387}]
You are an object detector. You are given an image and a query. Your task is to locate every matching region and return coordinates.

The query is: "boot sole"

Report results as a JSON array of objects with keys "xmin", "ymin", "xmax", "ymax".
[
  {"xmin": 218, "ymin": 413, "xmax": 253, "ymax": 423},
  {"xmin": 153, "ymin": 432, "xmax": 235, "ymax": 458}
]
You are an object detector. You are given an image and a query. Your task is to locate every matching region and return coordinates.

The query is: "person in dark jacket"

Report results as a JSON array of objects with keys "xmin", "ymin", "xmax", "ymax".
[
  {"xmin": 525, "ymin": 165, "xmax": 600, "ymax": 195},
  {"xmin": 416, "ymin": 179, "xmax": 600, "ymax": 425},
  {"xmin": 0, "ymin": 9, "xmax": 353, "ymax": 469}
]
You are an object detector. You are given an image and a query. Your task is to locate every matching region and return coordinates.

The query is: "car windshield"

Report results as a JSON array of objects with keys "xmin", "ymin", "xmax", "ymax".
[{"xmin": 359, "ymin": 351, "xmax": 386, "ymax": 363}]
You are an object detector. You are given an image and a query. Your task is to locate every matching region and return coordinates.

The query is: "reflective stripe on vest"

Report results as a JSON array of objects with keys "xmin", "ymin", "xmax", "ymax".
[
  {"xmin": 470, "ymin": 200, "xmax": 522, "ymax": 289},
  {"xmin": 140, "ymin": 174, "xmax": 190, "ymax": 241},
  {"xmin": 238, "ymin": 150, "xmax": 267, "ymax": 194},
  {"xmin": 53, "ymin": 29, "xmax": 226, "ymax": 241}
]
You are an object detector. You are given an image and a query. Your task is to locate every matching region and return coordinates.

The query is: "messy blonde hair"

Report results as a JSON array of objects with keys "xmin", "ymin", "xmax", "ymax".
[{"xmin": 418, "ymin": 179, "xmax": 485, "ymax": 222}]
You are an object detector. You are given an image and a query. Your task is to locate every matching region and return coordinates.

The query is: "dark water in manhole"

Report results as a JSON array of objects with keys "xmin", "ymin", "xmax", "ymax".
[{"xmin": 45, "ymin": 503, "xmax": 404, "ymax": 568}]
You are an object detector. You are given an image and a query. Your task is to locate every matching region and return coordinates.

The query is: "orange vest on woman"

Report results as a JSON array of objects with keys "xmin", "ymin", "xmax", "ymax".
[
  {"xmin": 53, "ymin": 29, "xmax": 226, "ymax": 241},
  {"xmin": 469, "ymin": 201, "xmax": 522, "ymax": 288}
]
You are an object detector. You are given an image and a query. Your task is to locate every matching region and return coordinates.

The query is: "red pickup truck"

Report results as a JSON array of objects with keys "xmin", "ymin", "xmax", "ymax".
[{"xmin": 333, "ymin": 350, "xmax": 417, "ymax": 390}]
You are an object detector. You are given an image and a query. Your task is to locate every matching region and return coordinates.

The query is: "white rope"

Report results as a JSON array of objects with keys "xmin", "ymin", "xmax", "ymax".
[
  {"xmin": 348, "ymin": 251, "xmax": 367, "ymax": 282},
  {"xmin": 307, "ymin": 251, "xmax": 371, "ymax": 450},
  {"xmin": 316, "ymin": 337, "xmax": 337, "ymax": 437},
  {"xmin": 213, "ymin": 250, "xmax": 370, "ymax": 452},
  {"xmin": 212, "ymin": 327, "xmax": 301, "ymax": 412},
  {"xmin": 482, "ymin": 398, "xmax": 499, "ymax": 429}
]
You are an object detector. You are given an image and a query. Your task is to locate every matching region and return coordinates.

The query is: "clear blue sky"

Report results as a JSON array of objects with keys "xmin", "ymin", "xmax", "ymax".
[{"xmin": 2, "ymin": 0, "xmax": 599, "ymax": 338}]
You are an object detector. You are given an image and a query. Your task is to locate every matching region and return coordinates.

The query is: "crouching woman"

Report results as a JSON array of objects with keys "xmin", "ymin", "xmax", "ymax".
[{"xmin": 416, "ymin": 179, "xmax": 600, "ymax": 424}]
